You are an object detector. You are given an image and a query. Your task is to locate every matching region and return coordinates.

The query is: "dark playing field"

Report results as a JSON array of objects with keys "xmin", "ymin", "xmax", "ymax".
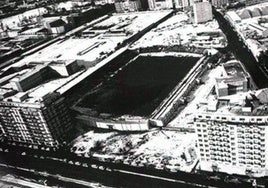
[{"xmin": 77, "ymin": 55, "xmax": 199, "ymax": 117}]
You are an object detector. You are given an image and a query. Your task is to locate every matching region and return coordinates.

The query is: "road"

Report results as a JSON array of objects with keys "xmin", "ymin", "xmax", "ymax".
[
  {"xmin": 0, "ymin": 143, "xmax": 259, "ymax": 188},
  {"xmin": 213, "ymin": 9, "xmax": 268, "ymax": 88}
]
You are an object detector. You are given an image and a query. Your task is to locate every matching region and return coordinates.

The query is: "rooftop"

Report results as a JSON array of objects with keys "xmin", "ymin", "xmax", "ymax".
[
  {"xmin": 226, "ymin": 2, "xmax": 268, "ymax": 58},
  {"xmin": 131, "ymin": 12, "xmax": 226, "ymax": 49},
  {"xmin": 197, "ymin": 88, "xmax": 268, "ymax": 117},
  {"xmin": 10, "ymin": 11, "xmax": 171, "ymax": 68},
  {"xmin": 3, "ymin": 70, "xmax": 83, "ymax": 104},
  {"xmin": 10, "ymin": 64, "xmax": 47, "ymax": 82},
  {"xmin": 236, "ymin": 2, "xmax": 268, "ymax": 20},
  {"xmin": 0, "ymin": 11, "xmax": 172, "ymax": 105}
]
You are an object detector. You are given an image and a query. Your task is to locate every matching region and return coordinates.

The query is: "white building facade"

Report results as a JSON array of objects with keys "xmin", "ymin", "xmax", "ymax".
[
  {"xmin": 193, "ymin": 1, "xmax": 213, "ymax": 23},
  {"xmin": 195, "ymin": 113, "xmax": 268, "ymax": 177}
]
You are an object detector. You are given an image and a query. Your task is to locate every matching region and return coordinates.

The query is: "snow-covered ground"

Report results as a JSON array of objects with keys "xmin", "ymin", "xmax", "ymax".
[
  {"xmin": 95, "ymin": 10, "xmax": 171, "ymax": 35},
  {"xmin": 168, "ymin": 65, "xmax": 223, "ymax": 128},
  {"xmin": 139, "ymin": 52, "xmax": 203, "ymax": 58},
  {"xmin": 70, "ymin": 129, "xmax": 197, "ymax": 172},
  {"xmin": 71, "ymin": 131, "xmax": 117, "ymax": 156},
  {"xmin": 131, "ymin": 12, "xmax": 226, "ymax": 49},
  {"xmin": 18, "ymin": 36, "xmax": 125, "ymax": 63},
  {"xmin": 128, "ymin": 131, "xmax": 197, "ymax": 172}
]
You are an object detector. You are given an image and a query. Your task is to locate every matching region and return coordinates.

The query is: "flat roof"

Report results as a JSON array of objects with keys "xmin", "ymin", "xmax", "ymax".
[
  {"xmin": 10, "ymin": 65, "xmax": 47, "ymax": 82},
  {"xmin": 223, "ymin": 60, "xmax": 249, "ymax": 78},
  {"xmin": 197, "ymin": 89, "xmax": 268, "ymax": 116},
  {"xmin": 131, "ymin": 13, "xmax": 223, "ymax": 49},
  {"xmin": 11, "ymin": 11, "xmax": 171, "ymax": 67},
  {"xmin": 0, "ymin": 11, "xmax": 172, "ymax": 104}
]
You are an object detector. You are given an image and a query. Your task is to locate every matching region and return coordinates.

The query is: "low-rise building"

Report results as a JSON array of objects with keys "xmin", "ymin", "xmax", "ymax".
[
  {"xmin": 18, "ymin": 27, "xmax": 49, "ymax": 39},
  {"xmin": 44, "ymin": 19, "xmax": 67, "ymax": 34},
  {"xmin": 248, "ymin": 23, "xmax": 268, "ymax": 38},
  {"xmin": 9, "ymin": 65, "xmax": 49, "ymax": 92},
  {"xmin": 225, "ymin": 11, "xmax": 242, "ymax": 25},
  {"xmin": 215, "ymin": 60, "xmax": 250, "ymax": 97}
]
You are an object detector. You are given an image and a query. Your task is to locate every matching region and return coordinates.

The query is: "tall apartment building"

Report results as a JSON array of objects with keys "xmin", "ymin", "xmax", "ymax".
[
  {"xmin": 193, "ymin": 1, "xmax": 213, "ymax": 23},
  {"xmin": 0, "ymin": 61, "xmax": 79, "ymax": 148},
  {"xmin": 181, "ymin": 0, "xmax": 195, "ymax": 7},
  {"xmin": 0, "ymin": 92, "xmax": 72, "ymax": 148},
  {"xmin": 195, "ymin": 98, "xmax": 268, "ymax": 177},
  {"xmin": 195, "ymin": 61, "xmax": 268, "ymax": 177},
  {"xmin": 211, "ymin": 0, "xmax": 228, "ymax": 8},
  {"xmin": 148, "ymin": 0, "xmax": 173, "ymax": 10},
  {"xmin": 148, "ymin": 0, "xmax": 194, "ymax": 10},
  {"xmin": 114, "ymin": 0, "xmax": 142, "ymax": 12}
]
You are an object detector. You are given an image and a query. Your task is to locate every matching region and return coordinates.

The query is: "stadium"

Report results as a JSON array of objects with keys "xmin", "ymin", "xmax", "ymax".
[{"xmin": 71, "ymin": 50, "xmax": 206, "ymax": 131}]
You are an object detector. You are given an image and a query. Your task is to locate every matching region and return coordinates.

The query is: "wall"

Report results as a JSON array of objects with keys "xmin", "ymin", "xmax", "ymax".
[{"xmin": 76, "ymin": 115, "xmax": 149, "ymax": 131}]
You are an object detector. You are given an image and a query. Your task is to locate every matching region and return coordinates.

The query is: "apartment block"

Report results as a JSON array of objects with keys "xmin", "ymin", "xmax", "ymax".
[
  {"xmin": 0, "ymin": 92, "xmax": 72, "ymax": 148},
  {"xmin": 211, "ymin": 0, "xmax": 229, "ymax": 8},
  {"xmin": 195, "ymin": 81, "xmax": 268, "ymax": 176},
  {"xmin": 0, "ymin": 60, "xmax": 80, "ymax": 148},
  {"xmin": 114, "ymin": 0, "xmax": 142, "ymax": 12},
  {"xmin": 195, "ymin": 111, "xmax": 268, "ymax": 177},
  {"xmin": 193, "ymin": 1, "xmax": 213, "ymax": 24}
]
